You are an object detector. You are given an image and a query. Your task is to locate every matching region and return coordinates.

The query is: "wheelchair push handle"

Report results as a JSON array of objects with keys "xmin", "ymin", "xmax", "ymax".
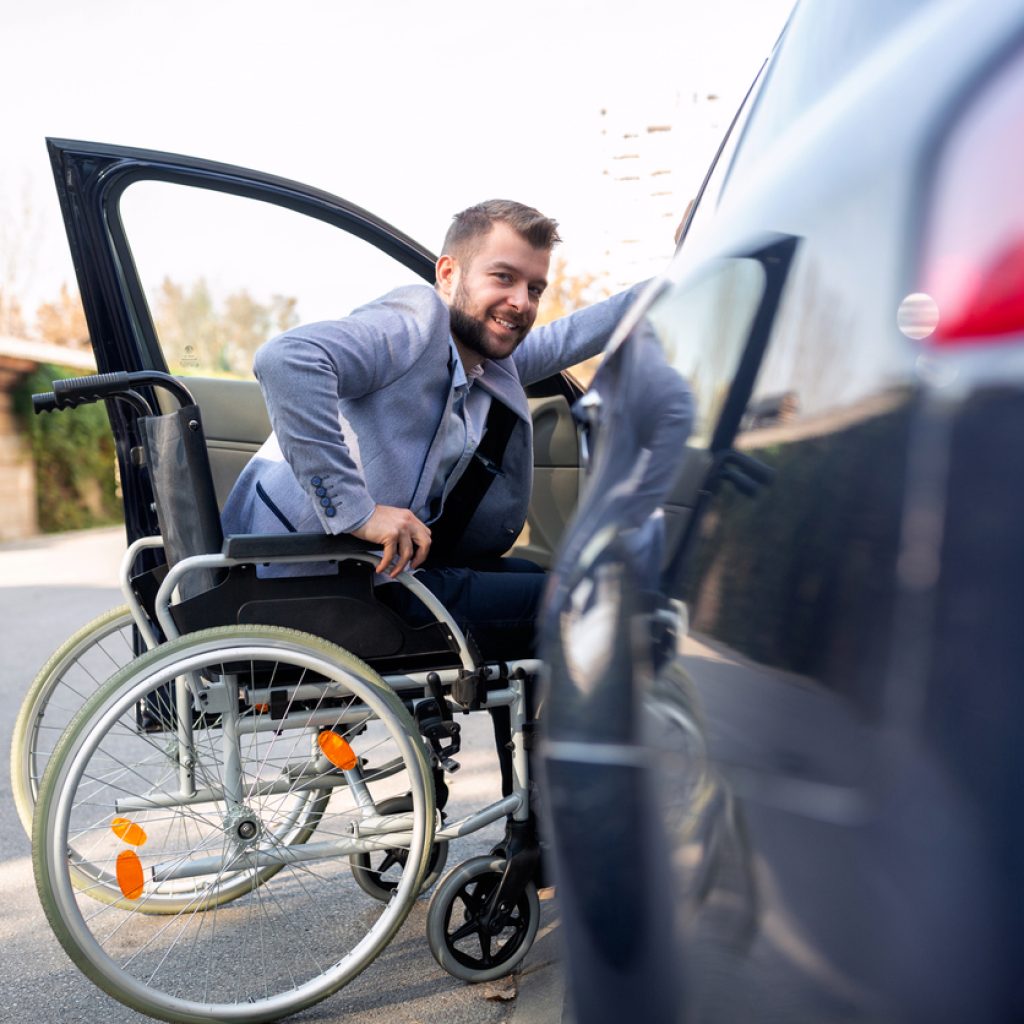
[
  {"xmin": 32, "ymin": 370, "xmax": 197, "ymax": 416},
  {"xmin": 34, "ymin": 371, "xmax": 133, "ymax": 412},
  {"xmin": 31, "ymin": 391, "xmax": 62, "ymax": 414}
]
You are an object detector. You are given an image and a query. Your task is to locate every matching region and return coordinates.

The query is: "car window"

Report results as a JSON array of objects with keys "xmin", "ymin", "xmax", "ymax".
[
  {"xmin": 119, "ymin": 181, "xmax": 424, "ymax": 378},
  {"xmin": 644, "ymin": 258, "xmax": 767, "ymax": 447}
]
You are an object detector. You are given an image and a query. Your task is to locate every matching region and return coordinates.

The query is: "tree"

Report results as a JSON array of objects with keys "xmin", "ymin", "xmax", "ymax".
[
  {"xmin": 152, "ymin": 276, "xmax": 219, "ymax": 372},
  {"xmin": 219, "ymin": 290, "xmax": 300, "ymax": 374},
  {"xmin": 152, "ymin": 276, "xmax": 300, "ymax": 376},
  {"xmin": 537, "ymin": 257, "xmax": 612, "ymax": 386},
  {"xmin": 0, "ymin": 179, "xmax": 38, "ymax": 336},
  {"xmin": 35, "ymin": 284, "xmax": 89, "ymax": 348},
  {"xmin": 536, "ymin": 256, "xmax": 610, "ymax": 326},
  {"xmin": 0, "ymin": 288, "xmax": 26, "ymax": 336}
]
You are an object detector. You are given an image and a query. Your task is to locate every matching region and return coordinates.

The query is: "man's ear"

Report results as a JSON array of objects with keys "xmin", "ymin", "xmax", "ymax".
[{"xmin": 436, "ymin": 254, "xmax": 457, "ymax": 299}]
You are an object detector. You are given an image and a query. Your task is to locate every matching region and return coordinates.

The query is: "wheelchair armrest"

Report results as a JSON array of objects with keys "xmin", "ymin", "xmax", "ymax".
[{"xmin": 222, "ymin": 532, "xmax": 376, "ymax": 561}]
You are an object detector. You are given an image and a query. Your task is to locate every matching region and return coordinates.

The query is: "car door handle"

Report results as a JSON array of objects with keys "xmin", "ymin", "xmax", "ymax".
[{"xmin": 712, "ymin": 449, "xmax": 775, "ymax": 497}]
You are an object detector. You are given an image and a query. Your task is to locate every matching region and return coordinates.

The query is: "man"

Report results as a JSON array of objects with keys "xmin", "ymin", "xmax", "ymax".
[{"xmin": 223, "ymin": 199, "xmax": 643, "ymax": 658}]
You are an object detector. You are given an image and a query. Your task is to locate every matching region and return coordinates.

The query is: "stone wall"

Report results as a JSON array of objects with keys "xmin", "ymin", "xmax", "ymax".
[
  {"xmin": 0, "ymin": 355, "xmax": 37, "ymax": 541},
  {"xmin": 0, "ymin": 338, "xmax": 96, "ymax": 542}
]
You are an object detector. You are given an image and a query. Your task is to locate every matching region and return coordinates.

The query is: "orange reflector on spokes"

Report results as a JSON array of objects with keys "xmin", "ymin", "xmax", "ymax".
[
  {"xmin": 111, "ymin": 817, "xmax": 147, "ymax": 846},
  {"xmin": 318, "ymin": 730, "xmax": 358, "ymax": 771},
  {"xmin": 116, "ymin": 850, "xmax": 145, "ymax": 900}
]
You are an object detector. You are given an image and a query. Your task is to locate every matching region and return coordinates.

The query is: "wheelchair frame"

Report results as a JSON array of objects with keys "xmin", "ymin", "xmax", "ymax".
[
  {"xmin": 28, "ymin": 370, "xmax": 546, "ymax": 1023},
  {"xmin": 121, "ymin": 531, "xmax": 537, "ymax": 846}
]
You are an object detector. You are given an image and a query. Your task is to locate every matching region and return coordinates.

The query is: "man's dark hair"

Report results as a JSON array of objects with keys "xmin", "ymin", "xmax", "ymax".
[{"xmin": 441, "ymin": 199, "xmax": 561, "ymax": 262}]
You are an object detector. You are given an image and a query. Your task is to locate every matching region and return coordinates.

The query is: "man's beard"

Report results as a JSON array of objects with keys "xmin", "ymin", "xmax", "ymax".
[{"xmin": 448, "ymin": 282, "xmax": 529, "ymax": 361}]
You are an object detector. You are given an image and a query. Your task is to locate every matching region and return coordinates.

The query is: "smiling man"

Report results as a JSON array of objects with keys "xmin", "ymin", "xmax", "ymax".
[{"xmin": 223, "ymin": 199, "xmax": 641, "ymax": 664}]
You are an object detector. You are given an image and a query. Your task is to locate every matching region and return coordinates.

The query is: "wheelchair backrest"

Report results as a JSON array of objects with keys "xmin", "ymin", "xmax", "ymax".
[{"xmin": 140, "ymin": 404, "xmax": 224, "ymax": 600}]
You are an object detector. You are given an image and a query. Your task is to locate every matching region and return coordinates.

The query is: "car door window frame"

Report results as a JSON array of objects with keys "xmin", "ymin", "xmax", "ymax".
[{"xmin": 100, "ymin": 165, "xmax": 436, "ymax": 373}]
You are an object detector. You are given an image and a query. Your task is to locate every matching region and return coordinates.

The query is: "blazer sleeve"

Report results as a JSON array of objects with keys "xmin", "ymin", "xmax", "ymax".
[
  {"xmin": 252, "ymin": 286, "xmax": 448, "ymax": 534},
  {"xmin": 511, "ymin": 282, "xmax": 649, "ymax": 386}
]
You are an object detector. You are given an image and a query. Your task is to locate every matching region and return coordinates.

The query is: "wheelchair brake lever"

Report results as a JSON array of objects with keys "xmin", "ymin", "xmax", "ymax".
[{"xmin": 417, "ymin": 674, "xmax": 461, "ymax": 773}]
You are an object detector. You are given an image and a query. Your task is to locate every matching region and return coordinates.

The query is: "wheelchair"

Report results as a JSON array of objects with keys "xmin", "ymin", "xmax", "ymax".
[{"xmin": 29, "ymin": 371, "xmax": 544, "ymax": 1023}]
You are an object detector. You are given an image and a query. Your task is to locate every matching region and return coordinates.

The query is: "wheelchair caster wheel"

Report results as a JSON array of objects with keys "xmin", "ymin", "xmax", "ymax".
[
  {"xmin": 349, "ymin": 794, "xmax": 448, "ymax": 900},
  {"xmin": 426, "ymin": 855, "xmax": 539, "ymax": 983}
]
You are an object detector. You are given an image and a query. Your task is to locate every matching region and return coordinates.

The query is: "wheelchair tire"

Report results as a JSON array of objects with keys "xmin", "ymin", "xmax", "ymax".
[
  {"xmin": 12, "ymin": 607, "xmax": 329, "ymax": 913},
  {"xmin": 349, "ymin": 793, "xmax": 449, "ymax": 900},
  {"xmin": 33, "ymin": 625, "xmax": 435, "ymax": 1023},
  {"xmin": 426, "ymin": 855, "xmax": 540, "ymax": 983},
  {"xmin": 11, "ymin": 605, "xmax": 137, "ymax": 835}
]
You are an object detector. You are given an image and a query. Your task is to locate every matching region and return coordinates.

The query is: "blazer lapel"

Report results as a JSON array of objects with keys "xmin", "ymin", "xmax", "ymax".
[{"xmin": 476, "ymin": 358, "xmax": 531, "ymax": 422}]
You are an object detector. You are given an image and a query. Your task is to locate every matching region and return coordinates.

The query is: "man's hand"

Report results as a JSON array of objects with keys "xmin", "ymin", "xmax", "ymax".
[{"xmin": 351, "ymin": 505, "xmax": 432, "ymax": 578}]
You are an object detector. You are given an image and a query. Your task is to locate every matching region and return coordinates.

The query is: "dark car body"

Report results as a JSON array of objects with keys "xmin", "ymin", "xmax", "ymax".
[{"xmin": 540, "ymin": 1, "xmax": 1024, "ymax": 1021}]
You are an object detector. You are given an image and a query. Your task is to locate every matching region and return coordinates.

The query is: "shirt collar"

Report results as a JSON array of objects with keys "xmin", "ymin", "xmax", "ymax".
[{"xmin": 448, "ymin": 335, "xmax": 485, "ymax": 389}]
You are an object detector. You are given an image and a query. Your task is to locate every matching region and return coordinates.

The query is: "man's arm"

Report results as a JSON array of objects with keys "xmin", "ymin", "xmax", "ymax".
[
  {"xmin": 253, "ymin": 286, "xmax": 447, "ymax": 558},
  {"xmin": 512, "ymin": 282, "xmax": 649, "ymax": 387}
]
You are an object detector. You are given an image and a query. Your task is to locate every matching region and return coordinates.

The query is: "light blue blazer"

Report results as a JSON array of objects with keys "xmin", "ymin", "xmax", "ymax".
[{"xmin": 222, "ymin": 283, "xmax": 642, "ymax": 560}]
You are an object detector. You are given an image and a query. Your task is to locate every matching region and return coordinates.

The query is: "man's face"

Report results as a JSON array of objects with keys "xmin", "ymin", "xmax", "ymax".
[{"xmin": 437, "ymin": 222, "xmax": 551, "ymax": 362}]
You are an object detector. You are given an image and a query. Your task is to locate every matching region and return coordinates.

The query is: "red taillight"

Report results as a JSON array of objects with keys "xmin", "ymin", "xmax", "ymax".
[
  {"xmin": 935, "ymin": 241, "xmax": 1024, "ymax": 340},
  {"xmin": 920, "ymin": 49, "xmax": 1024, "ymax": 345}
]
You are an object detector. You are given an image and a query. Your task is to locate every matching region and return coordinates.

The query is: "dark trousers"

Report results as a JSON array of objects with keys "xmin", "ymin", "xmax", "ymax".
[{"xmin": 380, "ymin": 556, "xmax": 545, "ymax": 796}]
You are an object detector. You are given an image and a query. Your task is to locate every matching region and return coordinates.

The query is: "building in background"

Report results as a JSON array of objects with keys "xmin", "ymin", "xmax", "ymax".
[{"xmin": 598, "ymin": 89, "xmax": 727, "ymax": 289}]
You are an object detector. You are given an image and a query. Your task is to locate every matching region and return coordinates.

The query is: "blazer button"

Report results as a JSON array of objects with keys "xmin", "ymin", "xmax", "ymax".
[
  {"xmin": 311, "ymin": 476, "xmax": 322, "ymax": 487},
  {"xmin": 315, "ymin": 486, "xmax": 327, "ymax": 497},
  {"xmin": 325, "ymin": 508, "xmax": 336, "ymax": 518},
  {"xmin": 320, "ymin": 497, "xmax": 331, "ymax": 508}
]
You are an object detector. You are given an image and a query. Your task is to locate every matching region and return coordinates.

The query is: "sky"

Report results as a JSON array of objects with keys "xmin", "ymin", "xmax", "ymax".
[{"xmin": 1, "ymin": 0, "xmax": 795, "ymax": 319}]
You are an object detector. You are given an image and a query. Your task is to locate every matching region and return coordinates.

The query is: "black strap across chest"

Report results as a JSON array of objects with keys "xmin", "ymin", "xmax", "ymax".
[{"xmin": 427, "ymin": 398, "xmax": 519, "ymax": 561}]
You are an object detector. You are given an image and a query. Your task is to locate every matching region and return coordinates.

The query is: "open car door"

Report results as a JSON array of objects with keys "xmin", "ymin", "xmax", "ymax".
[{"xmin": 47, "ymin": 139, "xmax": 585, "ymax": 558}]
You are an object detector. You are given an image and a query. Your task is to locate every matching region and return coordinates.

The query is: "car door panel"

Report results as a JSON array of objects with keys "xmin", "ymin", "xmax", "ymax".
[
  {"xmin": 514, "ymin": 393, "xmax": 581, "ymax": 567},
  {"xmin": 540, "ymin": 235, "xmax": 800, "ymax": 1022}
]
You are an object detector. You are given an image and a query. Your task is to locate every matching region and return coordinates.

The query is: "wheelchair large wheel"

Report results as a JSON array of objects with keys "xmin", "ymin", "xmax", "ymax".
[
  {"xmin": 11, "ymin": 605, "xmax": 137, "ymax": 835},
  {"xmin": 34, "ymin": 625, "xmax": 435, "ymax": 1024},
  {"xmin": 13, "ymin": 608, "xmax": 328, "ymax": 911}
]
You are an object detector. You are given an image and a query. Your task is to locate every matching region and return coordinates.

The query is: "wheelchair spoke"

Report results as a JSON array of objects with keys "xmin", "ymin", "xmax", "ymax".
[{"xmin": 450, "ymin": 918, "xmax": 481, "ymax": 944}]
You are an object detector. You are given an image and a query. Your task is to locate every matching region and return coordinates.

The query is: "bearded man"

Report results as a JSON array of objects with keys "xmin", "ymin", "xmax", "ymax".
[{"xmin": 223, "ymin": 199, "xmax": 641, "ymax": 661}]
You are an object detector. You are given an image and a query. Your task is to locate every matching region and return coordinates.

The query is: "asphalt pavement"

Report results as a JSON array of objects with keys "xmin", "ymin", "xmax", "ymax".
[{"xmin": 0, "ymin": 526, "xmax": 567, "ymax": 1024}]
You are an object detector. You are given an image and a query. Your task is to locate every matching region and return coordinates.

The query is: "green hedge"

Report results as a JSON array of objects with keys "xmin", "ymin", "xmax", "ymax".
[{"xmin": 13, "ymin": 364, "xmax": 122, "ymax": 533}]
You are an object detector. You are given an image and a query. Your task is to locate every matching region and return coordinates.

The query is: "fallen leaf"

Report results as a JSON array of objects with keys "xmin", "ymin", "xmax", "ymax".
[{"xmin": 482, "ymin": 976, "xmax": 518, "ymax": 1002}]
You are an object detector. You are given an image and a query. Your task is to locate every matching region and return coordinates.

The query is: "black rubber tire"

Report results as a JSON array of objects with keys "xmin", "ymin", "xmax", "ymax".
[{"xmin": 426, "ymin": 855, "xmax": 539, "ymax": 983}]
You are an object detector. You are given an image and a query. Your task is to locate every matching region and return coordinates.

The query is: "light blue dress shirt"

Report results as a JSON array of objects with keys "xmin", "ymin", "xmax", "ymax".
[{"xmin": 420, "ymin": 336, "xmax": 492, "ymax": 523}]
